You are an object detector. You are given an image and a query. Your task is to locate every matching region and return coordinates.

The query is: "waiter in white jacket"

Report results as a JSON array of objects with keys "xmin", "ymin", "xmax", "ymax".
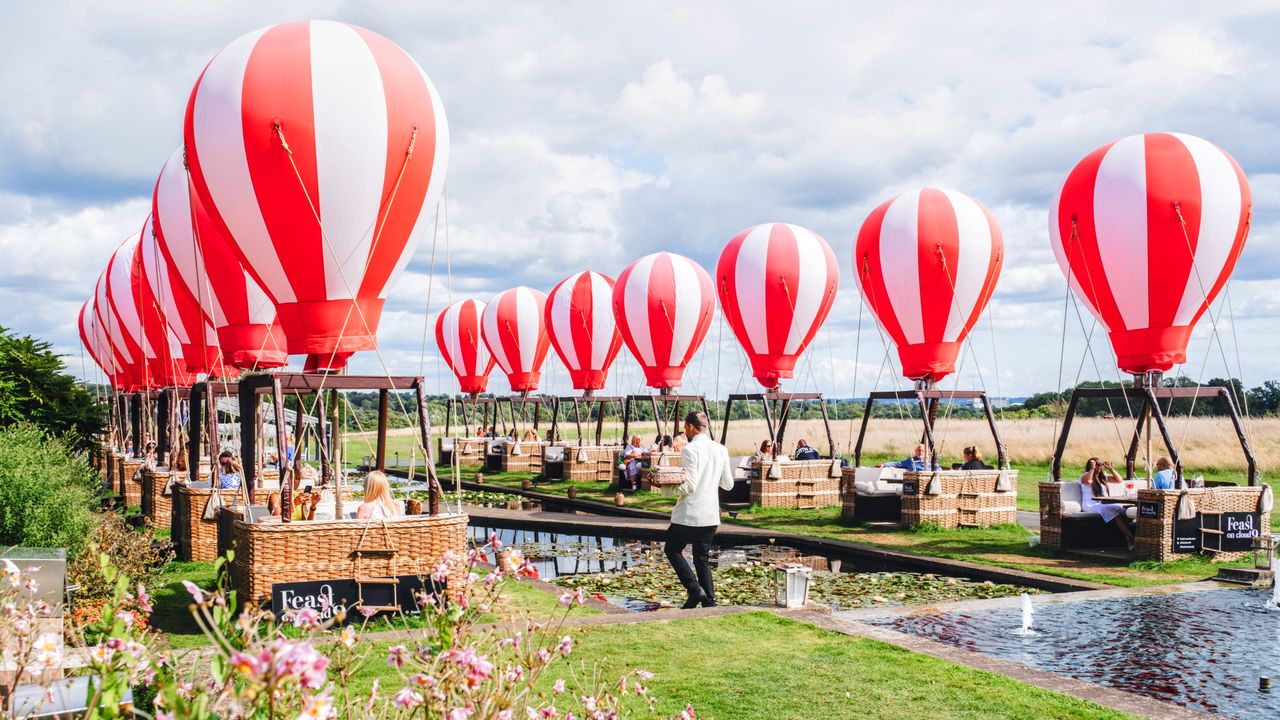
[{"xmin": 664, "ymin": 410, "xmax": 735, "ymax": 609}]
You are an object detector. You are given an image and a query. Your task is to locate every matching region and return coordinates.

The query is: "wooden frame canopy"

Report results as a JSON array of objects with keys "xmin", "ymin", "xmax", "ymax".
[
  {"xmin": 186, "ymin": 380, "xmax": 240, "ymax": 489},
  {"xmin": 235, "ymin": 373, "xmax": 441, "ymax": 521},
  {"xmin": 1049, "ymin": 384, "xmax": 1257, "ymax": 485},
  {"xmin": 853, "ymin": 389, "xmax": 1007, "ymax": 470},
  {"xmin": 620, "ymin": 393, "xmax": 714, "ymax": 447},
  {"xmin": 719, "ymin": 391, "xmax": 836, "ymax": 459},
  {"xmin": 548, "ymin": 395, "xmax": 623, "ymax": 447}
]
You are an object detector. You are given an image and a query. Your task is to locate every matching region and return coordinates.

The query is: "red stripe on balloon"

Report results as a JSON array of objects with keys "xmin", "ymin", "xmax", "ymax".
[
  {"xmin": 763, "ymin": 224, "xmax": 797, "ymax": 354},
  {"xmin": 1144, "ymin": 132, "xmax": 1201, "ymax": 329},
  {"xmin": 854, "ymin": 199, "xmax": 909, "ymax": 345},
  {"xmin": 917, "ymin": 189, "xmax": 958, "ymax": 342},
  {"xmin": 240, "ymin": 21, "xmax": 323, "ymax": 305},
  {"xmin": 646, "ymin": 254, "xmax": 676, "ymax": 368},
  {"xmin": 1057, "ymin": 142, "xmax": 1127, "ymax": 332}
]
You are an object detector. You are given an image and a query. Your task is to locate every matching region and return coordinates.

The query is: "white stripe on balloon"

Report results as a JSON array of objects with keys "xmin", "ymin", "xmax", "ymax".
[
  {"xmin": 879, "ymin": 190, "xmax": 925, "ymax": 344},
  {"xmin": 1171, "ymin": 133, "xmax": 1242, "ymax": 326},
  {"xmin": 1092, "ymin": 135, "xmax": 1149, "ymax": 331}
]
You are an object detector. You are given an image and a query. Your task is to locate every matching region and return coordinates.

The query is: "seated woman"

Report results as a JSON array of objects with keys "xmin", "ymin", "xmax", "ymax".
[
  {"xmin": 959, "ymin": 446, "xmax": 993, "ymax": 470},
  {"xmin": 622, "ymin": 435, "xmax": 646, "ymax": 491},
  {"xmin": 671, "ymin": 433, "xmax": 688, "ymax": 451},
  {"xmin": 522, "ymin": 429, "xmax": 539, "ymax": 442},
  {"xmin": 357, "ymin": 471, "xmax": 403, "ymax": 519},
  {"xmin": 290, "ymin": 465, "xmax": 324, "ymax": 521},
  {"xmin": 752, "ymin": 440, "xmax": 774, "ymax": 463},
  {"xmin": 173, "ymin": 440, "xmax": 189, "ymax": 473},
  {"xmin": 217, "ymin": 451, "xmax": 242, "ymax": 489},
  {"xmin": 1078, "ymin": 458, "xmax": 1135, "ymax": 549}
]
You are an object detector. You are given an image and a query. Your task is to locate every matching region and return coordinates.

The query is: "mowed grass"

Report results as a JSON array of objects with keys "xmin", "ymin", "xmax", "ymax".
[{"xmin": 348, "ymin": 612, "xmax": 1133, "ymax": 719}]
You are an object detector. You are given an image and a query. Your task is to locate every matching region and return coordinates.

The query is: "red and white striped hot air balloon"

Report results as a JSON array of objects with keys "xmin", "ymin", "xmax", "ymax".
[
  {"xmin": 94, "ymin": 269, "xmax": 138, "ymax": 391},
  {"xmin": 184, "ymin": 20, "xmax": 449, "ymax": 371},
  {"xmin": 613, "ymin": 252, "xmax": 716, "ymax": 391},
  {"xmin": 131, "ymin": 219, "xmax": 193, "ymax": 388},
  {"xmin": 482, "ymin": 287, "xmax": 550, "ymax": 394},
  {"xmin": 79, "ymin": 299, "xmax": 119, "ymax": 388},
  {"xmin": 545, "ymin": 271, "xmax": 623, "ymax": 393},
  {"xmin": 854, "ymin": 188, "xmax": 1003, "ymax": 383},
  {"xmin": 435, "ymin": 299, "xmax": 495, "ymax": 396},
  {"xmin": 104, "ymin": 238, "xmax": 162, "ymax": 389},
  {"xmin": 1050, "ymin": 132, "xmax": 1251, "ymax": 375},
  {"xmin": 138, "ymin": 210, "xmax": 227, "ymax": 376},
  {"xmin": 152, "ymin": 146, "xmax": 286, "ymax": 370},
  {"xmin": 716, "ymin": 223, "xmax": 839, "ymax": 389}
]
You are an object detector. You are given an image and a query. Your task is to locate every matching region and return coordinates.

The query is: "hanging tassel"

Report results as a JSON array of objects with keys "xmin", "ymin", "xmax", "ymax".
[
  {"xmin": 995, "ymin": 470, "xmax": 1012, "ymax": 492},
  {"xmin": 925, "ymin": 474, "xmax": 941, "ymax": 496},
  {"xmin": 511, "ymin": 442, "xmax": 523, "ymax": 456},
  {"xmin": 1175, "ymin": 491, "xmax": 1198, "ymax": 521},
  {"xmin": 828, "ymin": 458, "xmax": 842, "ymax": 478},
  {"xmin": 1259, "ymin": 484, "xmax": 1274, "ymax": 514},
  {"xmin": 768, "ymin": 461, "xmax": 783, "ymax": 480},
  {"xmin": 576, "ymin": 447, "xmax": 590, "ymax": 463},
  {"xmin": 408, "ymin": 444, "xmax": 417, "ymax": 482},
  {"xmin": 658, "ymin": 452, "xmax": 669, "ymax": 468}
]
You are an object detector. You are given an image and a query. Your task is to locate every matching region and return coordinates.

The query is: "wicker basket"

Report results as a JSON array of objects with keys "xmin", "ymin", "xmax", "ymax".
[
  {"xmin": 752, "ymin": 459, "xmax": 837, "ymax": 481},
  {"xmin": 1038, "ymin": 482, "xmax": 1063, "ymax": 549},
  {"xmin": 840, "ymin": 469, "xmax": 858, "ymax": 520},
  {"xmin": 1134, "ymin": 486, "xmax": 1270, "ymax": 562},
  {"xmin": 172, "ymin": 484, "xmax": 244, "ymax": 562},
  {"xmin": 899, "ymin": 470, "xmax": 1017, "ymax": 528},
  {"xmin": 105, "ymin": 451, "xmax": 119, "ymax": 496},
  {"xmin": 439, "ymin": 437, "xmax": 486, "ymax": 466},
  {"xmin": 561, "ymin": 445, "xmax": 619, "ymax": 482},
  {"xmin": 120, "ymin": 458, "xmax": 145, "ymax": 508},
  {"xmin": 227, "ymin": 512, "xmax": 470, "ymax": 605},
  {"xmin": 749, "ymin": 475, "xmax": 840, "ymax": 509},
  {"xmin": 642, "ymin": 465, "xmax": 685, "ymax": 491},
  {"xmin": 498, "ymin": 442, "xmax": 546, "ymax": 473}
]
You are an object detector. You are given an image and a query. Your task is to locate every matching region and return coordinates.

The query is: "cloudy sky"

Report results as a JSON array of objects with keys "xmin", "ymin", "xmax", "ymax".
[{"xmin": 2, "ymin": 1, "xmax": 1278, "ymax": 400}]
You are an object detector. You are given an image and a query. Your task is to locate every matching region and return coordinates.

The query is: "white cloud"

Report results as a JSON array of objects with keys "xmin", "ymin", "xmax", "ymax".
[{"xmin": 2, "ymin": 1, "xmax": 1279, "ymax": 396}]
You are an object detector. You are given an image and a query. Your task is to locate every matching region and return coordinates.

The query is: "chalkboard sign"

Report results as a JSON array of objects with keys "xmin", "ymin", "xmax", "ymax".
[
  {"xmin": 1138, "ymin": 501, "xmax": 1160, "ymax": 519},
  {"xmin": 1172, "ymin": 517, "xmax": 1200, "ymax": 553},
  {"xmin": 271, "ymin": 575, "xmax": 443, "ymax": 623},
  {"xmin": 902, "ymin": 481, "xmax": 918, "ymax": 496},
  {"xmin": 1220, "ymin": 512, "xmax": 1261, "ymax": 552}
]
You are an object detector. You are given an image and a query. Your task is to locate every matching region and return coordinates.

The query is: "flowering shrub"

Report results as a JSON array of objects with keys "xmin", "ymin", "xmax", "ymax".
[
  {"xmin": 67, "ymin": 512, "xmax": 171, "ymax": 633},
  {"xmin": 2, "ymin": 533, "xmax": 697, "ymax": 720}
]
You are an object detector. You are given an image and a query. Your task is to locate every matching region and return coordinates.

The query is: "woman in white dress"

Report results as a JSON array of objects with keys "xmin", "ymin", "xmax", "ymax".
[
  {"xmin": 1078, "ymin": 458, "xmax": 1135, "ymax": 549},
  {"xmin": 357, "ymin": 471, "xmax": 403, "ymax": 520}
]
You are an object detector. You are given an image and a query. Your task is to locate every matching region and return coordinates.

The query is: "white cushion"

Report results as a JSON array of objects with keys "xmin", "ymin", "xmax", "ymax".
[
  {"xmin": 1058, "ymin": 481, "xmax": 1083, "ymax": 505},
  {"xmin": 880, "ymin": 466, "xmax": 906, "ymax": 481},
  {"xmin": 1060, "ymin": 500, "xmax": 1082, "ymax": 513},
  {"xmin": 1125, "ymin": 506, "xmax": 1138, "ymax": 519}
]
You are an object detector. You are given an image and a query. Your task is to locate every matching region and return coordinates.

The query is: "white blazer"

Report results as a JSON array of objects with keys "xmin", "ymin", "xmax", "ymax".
[{"xmin": 669, "ymin": 433, "xmax": 735, "ymax": 527}]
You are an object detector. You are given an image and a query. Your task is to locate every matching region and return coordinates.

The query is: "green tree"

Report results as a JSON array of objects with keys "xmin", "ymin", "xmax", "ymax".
[
  {"xmin": 0, "ymin": 424, "xmax": 97, "ymax": 555},
  {"xmin": 0, "ymin": 327, "xmax": 104, "ymax": 450}
]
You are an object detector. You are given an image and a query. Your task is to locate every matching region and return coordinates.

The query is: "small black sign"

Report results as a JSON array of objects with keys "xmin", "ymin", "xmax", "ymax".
[
  {"xmin": 902, "ymin": 481, "xmax": 918, "ymax": 496},
  {"xmin": 1138, "ymin": 501, "xmax": 1160, "ymax": 519},
  {"xmin": 1172, "ymin": 517, "xmax": 1200, "ymax": 553},
  {"xmin": 271, "ymin": 575, "xmax": 444, "ymax": 623},
  {"xmin": 1221, "ymin": 512, "xmax": 1262, "ymax": 552}
]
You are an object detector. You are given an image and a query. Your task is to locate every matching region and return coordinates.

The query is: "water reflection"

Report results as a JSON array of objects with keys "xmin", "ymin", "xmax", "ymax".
[{"xmin": 877, "ymin": 588, "xmax": 1277, "ymax": 718}]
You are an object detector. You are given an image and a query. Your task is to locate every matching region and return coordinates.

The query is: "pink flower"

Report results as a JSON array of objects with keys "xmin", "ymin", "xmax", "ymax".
[
  {"xmin": 412, "ymin": 674, "xmax": 437, "ymax": 688},
  {"xmin": 296, "ymin": 693, "xmax": 334, "ymax": 720},
  {"xmin": 231, "ymin": 651, "xmax": 263, "ymax": 679},
  {"xmin": 181, "ymin": 580, "xmax": 205, "ymax": 604},
  {"xmin": 552, "ymin": 678, "xmax": 565, "ymax": 694},
  {"xmin": 393, "ymin": 688, "xmax": 423, "ymax": 710},
  {"xmin": 365, "ymin": 679, "xmax": 379, "ymax": 712},
  {"xmin": 679, "ymin": 705, "xmax": 696, "ymax": 720},
  {"xmin": 558, "ymin": 592, "xmax": 575, "ymax": 607},
  {"xmin": 539, "ymin": 706, "xmax": 559, "ymax": 719},
  {"xmin": 387, "ymin": 645, "xmax": 407, "ymax": 669},
  {"xmin": 489, "ymin": 532, "xmax": 504, "ymax": 551},
  {"xmin": 136, "ymin": 584, "xmax": 153, "ymax": 613},
  {"xmin": 636, "ymin": 670, "xmax": 653, "ymax": 681},
  {"xmin": 292, "ymin": 608, "xmax": 320, "ymax": 629},
  {"xmin": 446, "ymin": 708, "xmax": 472, "ymax": 720},
  {"xmin": 115, "ymin": 610, "xmax": 135, "ymax": 628},
  {"xmin": 556, "ymin": 636, "xmax": 573, "ymax": 656}
]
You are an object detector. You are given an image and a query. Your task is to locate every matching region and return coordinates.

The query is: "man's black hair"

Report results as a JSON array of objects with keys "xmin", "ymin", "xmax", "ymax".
[{"xmin": 684, "ymin": 411, "xmax": 710, "ymax": 431}]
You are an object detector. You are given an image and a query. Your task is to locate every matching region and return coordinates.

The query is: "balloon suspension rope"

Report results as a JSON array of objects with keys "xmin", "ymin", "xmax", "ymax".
[
  {"xmin": 857, "ymin": 254, "xmax": 914, "ymax": 450},
  {"xmin": 274, "ymin": 122, "xmax": 447, "ymax": 503}
]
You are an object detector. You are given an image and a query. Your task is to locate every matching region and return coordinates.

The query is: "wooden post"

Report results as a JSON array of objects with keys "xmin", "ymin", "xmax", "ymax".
[
  {"xmin": 271, "ymin": 379, "xmax": 288, "ymax": 516},
  {"xmin": 595, "ymin": 399, "xmax": 607, "ymax": 446},
  {"xmin": 819, "ymin": 398, "xmax": 836, "ymax": 459},
  {"xmin": 853, "ymin": 397, "xmax": 874, "ymax": 468},
  {"xmin": 321, "ymin": 390, "xmax": 337, "ymax": 518},
  {"xmin": 1050, "ymin": 392, "xmax": 1082, "ymax": 481},
  {"xmin": 415, "ymin": 381, "xmax": 439, "ymax": 516},
  {"xmin": 330, "ymin": 388, "xmax": 342, "ymax": 512},
  {"xmin": 376, "ymin": 389, "xmax": 389, "ymax": 470}
]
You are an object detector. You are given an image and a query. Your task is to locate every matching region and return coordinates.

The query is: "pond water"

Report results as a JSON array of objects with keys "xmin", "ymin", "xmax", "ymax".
[
  {"xmin": 469, "ymin": 525, "xmax": 1034, "ymax": 613},
  {"xmin": 870, "ymin": 586, "xmax": 1280, "ymax": 719}
]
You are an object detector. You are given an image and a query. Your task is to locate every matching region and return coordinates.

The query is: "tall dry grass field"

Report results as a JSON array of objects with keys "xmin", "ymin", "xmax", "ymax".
[{"xmin": 712, "ymin": 416, "xmax": 1279, "ymax": 471}]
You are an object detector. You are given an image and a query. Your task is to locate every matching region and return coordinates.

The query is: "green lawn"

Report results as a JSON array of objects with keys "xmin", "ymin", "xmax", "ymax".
[{"xmin": 349, "ymin": 612, "xmax": 1133, "ymax": 719}]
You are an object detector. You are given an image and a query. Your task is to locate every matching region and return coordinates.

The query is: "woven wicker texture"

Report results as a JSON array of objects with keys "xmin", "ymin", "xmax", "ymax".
[
  {"xmin": 120, "ymin": 458, "xmax": 145, "ymax": 507},
  {"xmin": 227, "ymin": 512, "xmax": 470, "ymax": 605},
  {"xmin": 171, "ymin": 484, "xmax": 244, "ymax": 562},
  {"xmin": 1134, "ymin": 486, "xmax": 1270, "ymax": 562}
]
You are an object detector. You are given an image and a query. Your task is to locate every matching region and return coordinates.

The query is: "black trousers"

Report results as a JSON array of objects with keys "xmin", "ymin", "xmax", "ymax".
[{"xmin": 665, "ymin": 523, "xmax": 717, "ymax": 601}]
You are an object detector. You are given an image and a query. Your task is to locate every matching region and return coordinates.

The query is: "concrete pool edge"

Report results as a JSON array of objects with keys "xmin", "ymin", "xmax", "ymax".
[{"xmin": 789, "ymin": 608, "xmax": 1214, "ymax": 720}]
